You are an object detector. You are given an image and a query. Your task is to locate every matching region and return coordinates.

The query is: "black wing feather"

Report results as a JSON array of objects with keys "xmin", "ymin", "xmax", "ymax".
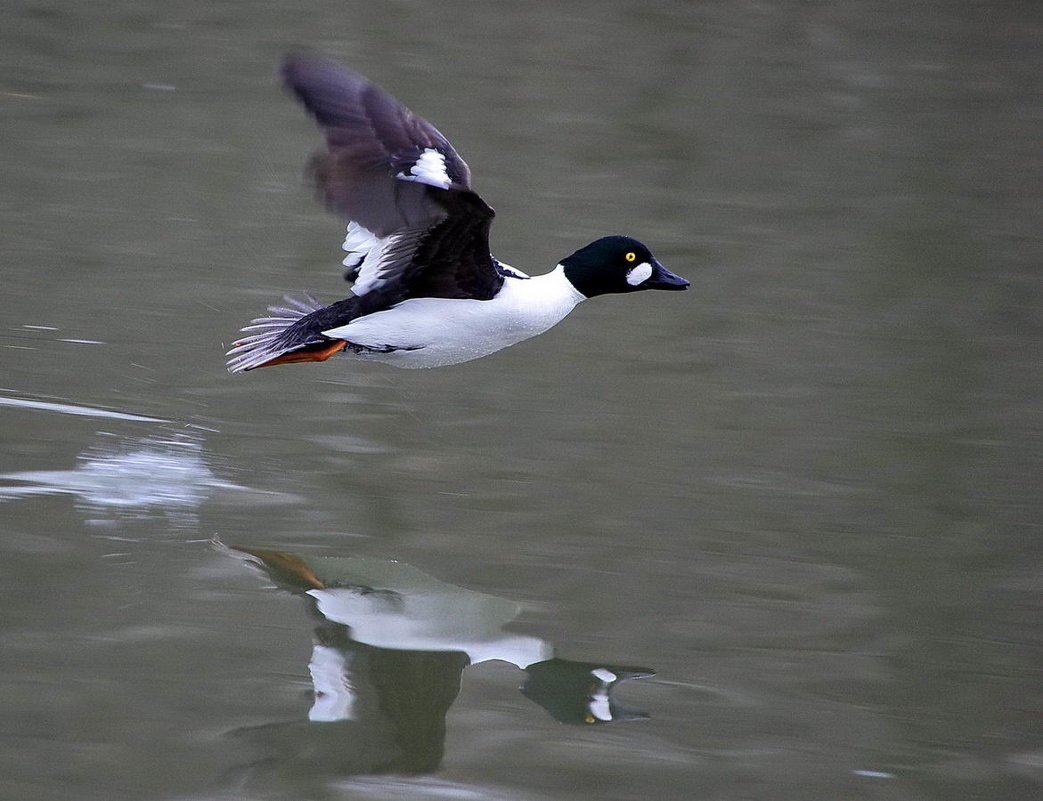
[
  {"xmin": 393, "ymin": 191, "xmax": 498, "ymax": 301},
  {"xmin": 281, "ymin": 54, "xmax": 503, "ymax": 300}
]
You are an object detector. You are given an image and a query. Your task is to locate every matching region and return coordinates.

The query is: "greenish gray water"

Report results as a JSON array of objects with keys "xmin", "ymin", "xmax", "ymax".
[{"xmin": 1, "ymin": 2, "xmax": 1039, "ymax": 800}]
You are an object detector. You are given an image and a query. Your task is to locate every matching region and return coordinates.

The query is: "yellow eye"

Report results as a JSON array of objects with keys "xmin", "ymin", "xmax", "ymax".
[{"xmin": 625, "ymin": 251, "xmax": 637, "ymax": 263}]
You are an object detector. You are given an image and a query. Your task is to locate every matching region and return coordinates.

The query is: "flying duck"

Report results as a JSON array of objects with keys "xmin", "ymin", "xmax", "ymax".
[{"xmin": 226, "ymin": 55, "xmax": 689, "ymax": 373}]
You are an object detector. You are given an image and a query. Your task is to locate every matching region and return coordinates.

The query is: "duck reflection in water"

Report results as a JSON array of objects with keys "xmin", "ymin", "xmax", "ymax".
[{"xmin": 222, "ymin": 544, "xmax": 654, "ymax": 781}]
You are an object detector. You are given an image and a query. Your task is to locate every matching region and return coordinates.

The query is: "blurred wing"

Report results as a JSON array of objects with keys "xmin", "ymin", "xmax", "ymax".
[{"xmin": 283, "ymin": 55, "xmax": 501, "ymax": 301}]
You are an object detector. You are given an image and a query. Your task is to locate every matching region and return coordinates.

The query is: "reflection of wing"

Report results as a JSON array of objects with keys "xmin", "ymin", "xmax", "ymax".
[{"xmin": 228, "ymin": 624, "xmax": 467, "ymax": 780}]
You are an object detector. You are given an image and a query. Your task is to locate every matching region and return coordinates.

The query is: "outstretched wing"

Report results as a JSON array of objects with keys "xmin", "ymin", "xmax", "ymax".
[
  {"xmin": 282, "ymin": 55, "xmax": 503, "ymax": 302},
  {"xmin": 227, "ymin": 56, "xmax": 505, "ymax": 373}
]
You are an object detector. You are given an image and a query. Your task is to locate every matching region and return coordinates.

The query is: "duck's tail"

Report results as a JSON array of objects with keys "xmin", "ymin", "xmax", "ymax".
[{"xmin": 225, "ymin": 295, "xmax": 342, "ymax": 373}]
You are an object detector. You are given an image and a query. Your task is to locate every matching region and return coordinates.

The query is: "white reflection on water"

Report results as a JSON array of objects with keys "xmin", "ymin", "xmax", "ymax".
[
  {"xmin": 303, "ymin": 558, "xmax": 551, "ymax": 670},
  {"xmin": 0, "ymin": 432, "xmax": 247, "ymax": 528},
  {"xmin": 0, "ymin": 394, "xmax": 167, "ymax": 423}
]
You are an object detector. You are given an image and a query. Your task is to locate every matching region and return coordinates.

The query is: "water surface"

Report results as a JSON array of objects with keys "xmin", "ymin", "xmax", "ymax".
[{"xmin": 1, "ymin": 2, "xmax": 1039, "ymax": 800}]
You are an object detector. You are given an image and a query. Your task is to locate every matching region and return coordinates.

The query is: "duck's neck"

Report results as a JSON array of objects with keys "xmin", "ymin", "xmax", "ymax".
[
  {"xmin": 525, "ymin": 264, "xmax": 586, "ymax": 310},
  {"xmin": 498, "ymin": 264, "xmax": 586, "ymax": 335}
]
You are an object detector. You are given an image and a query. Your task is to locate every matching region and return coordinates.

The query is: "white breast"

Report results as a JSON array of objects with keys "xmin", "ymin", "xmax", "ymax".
[{"xmin": 322, "ymin": 266, "xmax": 585, "ymax": 368}]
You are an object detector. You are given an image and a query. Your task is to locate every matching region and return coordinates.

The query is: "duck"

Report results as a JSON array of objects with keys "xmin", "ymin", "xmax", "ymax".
[{"xmin": 226, "ymin": 54, "xmax": 689, "ymax": 373}]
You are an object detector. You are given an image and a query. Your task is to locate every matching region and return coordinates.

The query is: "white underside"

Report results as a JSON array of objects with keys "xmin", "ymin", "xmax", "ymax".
[{"xmin": 322, "ymin": 266, "xmax": 585, "ymax": 368}]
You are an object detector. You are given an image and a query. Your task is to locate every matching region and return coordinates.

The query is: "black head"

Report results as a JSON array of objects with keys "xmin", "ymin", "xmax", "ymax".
[{"xmin": 560, "ymin": 235, "xmax": 689, "ymax": 299}]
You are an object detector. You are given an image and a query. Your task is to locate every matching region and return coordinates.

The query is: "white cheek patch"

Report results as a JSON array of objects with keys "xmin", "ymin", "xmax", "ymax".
[
  {"xmin": 396, "ymin": 148, "xmax": 451, "ymax": 189},
  {"xmin": 626, "ymin": 261, "xmax": 653, "ymax": 286}
]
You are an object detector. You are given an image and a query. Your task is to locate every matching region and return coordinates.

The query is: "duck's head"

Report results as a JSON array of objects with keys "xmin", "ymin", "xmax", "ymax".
[{"xmin": 561, "ymin": 235, "xmax": 689, "ymax": 298}]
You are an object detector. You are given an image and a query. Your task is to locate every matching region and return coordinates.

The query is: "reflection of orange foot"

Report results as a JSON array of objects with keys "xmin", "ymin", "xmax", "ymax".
[
  {"xmin": 256, "ymin": 339, "xmax": 347, "ymax": 369},
  {"xmin": 231, "ymin": 546, "xmax": 326, "ymax": 590}
]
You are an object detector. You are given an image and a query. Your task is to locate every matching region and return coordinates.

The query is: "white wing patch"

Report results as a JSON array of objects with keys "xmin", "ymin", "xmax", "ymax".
[
  {"xmin": 395, "ymin": 148, "xmax": 451, "ymax": 190},
  {"xmin": 341, "ymin": 221, "xmax": 381, "ymax": 272},
  {"xmin": 626, "ymin": 261, "xmax": 653, "ymax": 286},
  {"xmin": 342, "ymin": 149, "xmax": 455, "ymax": 298},
  {"xmin": 341, "ymin": 221, "xmax": 397, "ymax": 296}
]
